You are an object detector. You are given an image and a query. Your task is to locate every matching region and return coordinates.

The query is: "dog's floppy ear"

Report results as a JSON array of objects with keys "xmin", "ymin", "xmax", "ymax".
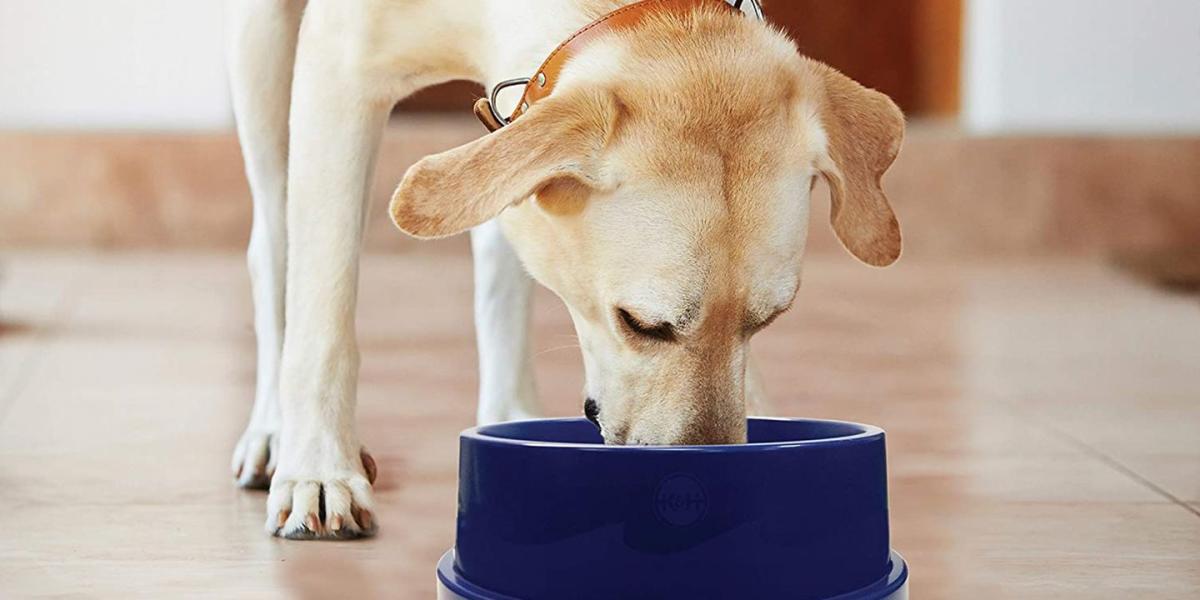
[
  {"xmin": 390, "ymin": 91, "xmax": 615, "ymax": 239},
  {"xmin": 809, "ymin": 61, "xmax": 905, "ymax": 267}
]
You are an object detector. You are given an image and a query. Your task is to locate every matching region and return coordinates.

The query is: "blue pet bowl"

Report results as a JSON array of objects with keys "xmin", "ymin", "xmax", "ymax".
[{"xmin": 437, "ymin": 418, "xmax": 908, "ymax": 600}]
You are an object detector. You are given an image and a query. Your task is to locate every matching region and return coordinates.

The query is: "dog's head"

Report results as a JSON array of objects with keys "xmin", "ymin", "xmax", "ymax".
[{"xmin": 390, "ymin": 11, "xmax": 902, "ymax": 445}]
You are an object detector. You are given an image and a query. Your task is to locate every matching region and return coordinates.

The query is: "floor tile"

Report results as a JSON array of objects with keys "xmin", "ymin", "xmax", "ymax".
[
  {"xmin": 0, "ymin": 252, "xmax": 90, "ymax": 412},
  {"xmin": 1, "ymin": 252, "xmax": 1197, "ymax": 598}
]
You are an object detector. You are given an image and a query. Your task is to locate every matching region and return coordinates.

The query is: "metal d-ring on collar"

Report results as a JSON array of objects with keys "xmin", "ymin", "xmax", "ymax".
[
  {"xmin": 732, "ymin": 0, "xmax": 765, "ymax": 20},
  {"xmin": 487, "ymin": 77, "xmax": 532, "ymax": 128},
  {"xmin": 483, "ymin": 0, "xmax": 765, "ymax": 130}
]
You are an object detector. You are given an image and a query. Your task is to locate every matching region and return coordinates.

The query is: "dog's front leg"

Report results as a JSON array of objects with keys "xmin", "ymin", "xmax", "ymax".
[
  {"xmin": 226, "ymin": 0, "xmax": 305, "ymax": 490},
  {"xmin": 471, "ymin": 220, "xmax": 542, "ymax": 424},
  {"xmin": 265, "ymin": 18, "xmax": 393, "ymax": 540}
]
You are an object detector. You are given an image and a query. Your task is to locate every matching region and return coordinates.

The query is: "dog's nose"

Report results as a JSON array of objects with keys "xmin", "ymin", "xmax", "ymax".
[{"xmin": 583, "ymin": 398, "xmax": 601, "ymax": 431}]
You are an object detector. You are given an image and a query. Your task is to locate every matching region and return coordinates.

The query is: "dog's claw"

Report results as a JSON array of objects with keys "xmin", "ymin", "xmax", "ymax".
[
  {"xmin": 305, "ymin": 513, "xmax": 320, "ymax": 533},
  {"xmin": 361, "ymin": 450, "xmax": 377, "ymax": 485}
]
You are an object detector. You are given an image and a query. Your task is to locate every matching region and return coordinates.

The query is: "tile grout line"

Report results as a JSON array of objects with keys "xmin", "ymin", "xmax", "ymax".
[
  {"xmin": 1053, "ymin": 432, "xmax": 1200, "ymax": 520},
  {"xmin": 999, "ymin": 399, "xmax": 1200, "ymax": 520},
  {"xmin": 0, "ymin": 263, "xmax": 85, "ymax": 427}
]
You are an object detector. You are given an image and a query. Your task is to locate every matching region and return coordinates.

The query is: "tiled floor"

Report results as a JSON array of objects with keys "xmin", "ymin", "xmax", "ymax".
[{"xmin": 0, "ymin": 251, "xmax": 1197, "ymax": 598}]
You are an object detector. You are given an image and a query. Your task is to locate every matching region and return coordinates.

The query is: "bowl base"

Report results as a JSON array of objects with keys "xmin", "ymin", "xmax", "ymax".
[{"xmin": 436, "ymin": 549, "xmax": 908, "ymax": 600}]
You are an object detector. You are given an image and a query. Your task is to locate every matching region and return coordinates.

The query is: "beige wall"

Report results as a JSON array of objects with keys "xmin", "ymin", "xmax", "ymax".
[
  {"xmin": 964, "ymin": 0, "xmax": 1200, "ymax": 133},
  {"xmin": 0, "ymin": 0, "xmax": 229, "ymax": 130}
]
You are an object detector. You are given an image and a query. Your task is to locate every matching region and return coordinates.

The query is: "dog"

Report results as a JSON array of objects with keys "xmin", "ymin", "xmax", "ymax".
[{"xmin": 226, "ymin": 0, "xmax": 903, "ymax": 540}]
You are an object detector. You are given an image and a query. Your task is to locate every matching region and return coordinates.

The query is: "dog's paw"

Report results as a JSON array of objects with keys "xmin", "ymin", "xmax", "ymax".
[
  {"xmin": 231, "ymin": 428, "xmax": 277, "ymax": 489},
  {"xmin": 477, "ymin": 394, "xmax": 544, "ymax": 425},
  {"xmin": 478, "ymin": 408, "xmax": 541, "ymax": 426},
  {"xmin": 265, "ymin": 448, "xmax": 378, "ymax": 540}
]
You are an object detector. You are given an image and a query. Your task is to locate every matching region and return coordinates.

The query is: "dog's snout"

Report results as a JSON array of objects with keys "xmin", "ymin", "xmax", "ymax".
[{"xmin": 583, "ymin": 398, "xmax": 601, "ymax": 431}]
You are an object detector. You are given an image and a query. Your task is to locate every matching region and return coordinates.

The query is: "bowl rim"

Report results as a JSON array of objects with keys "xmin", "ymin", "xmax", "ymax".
[
  {"xmin": 437, "ymin": 548, "xmax": 909, "ymax": 600},
  {"xmin": 462, "ymin": 417, "xmax": 884, "ymax": 452}
]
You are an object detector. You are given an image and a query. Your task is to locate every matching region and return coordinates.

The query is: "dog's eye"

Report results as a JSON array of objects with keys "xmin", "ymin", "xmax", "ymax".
[{"xmin": 617, "ymin": 308, "xmax": 675, "ymax": 342}]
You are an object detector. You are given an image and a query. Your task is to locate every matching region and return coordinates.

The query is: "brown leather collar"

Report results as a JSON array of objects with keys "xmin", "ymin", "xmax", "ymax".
[{"xmin": 474, "ymin": 0, "xmax": 756, "ymax": 132}]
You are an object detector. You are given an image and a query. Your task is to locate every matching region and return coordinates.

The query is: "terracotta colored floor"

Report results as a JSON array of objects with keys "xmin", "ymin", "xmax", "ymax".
[{"xmin": 1, "ymin": 251, "xmax": 1197, "ymax": 598}]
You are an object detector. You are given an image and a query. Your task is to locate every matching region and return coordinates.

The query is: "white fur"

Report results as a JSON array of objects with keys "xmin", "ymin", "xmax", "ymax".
[
  {"xmin": 470, "ymin": 219, "xmax": 542, "ymax": 424},
  {"xmin": 227, "ymin": 0, "xmax": 767, "ymax": 539}
]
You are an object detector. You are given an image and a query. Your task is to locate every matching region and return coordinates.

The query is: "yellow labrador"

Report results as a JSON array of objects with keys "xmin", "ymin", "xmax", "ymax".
[{"xmin": 227, "ymin": 0, "xmax": 902, "ymax": 540}]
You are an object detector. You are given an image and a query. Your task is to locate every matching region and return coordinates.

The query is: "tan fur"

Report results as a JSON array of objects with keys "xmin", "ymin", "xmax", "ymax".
[
  {"xmin": 809, "ymin": 60, "xmax": 905, "ymax": 266},
  {"xmin": 391, "ymin": 5, "xmax": 904, "ymax": 444},
  {"xmin": 391, "ymin": 90, "xmax": 620, "ymax": 238}
]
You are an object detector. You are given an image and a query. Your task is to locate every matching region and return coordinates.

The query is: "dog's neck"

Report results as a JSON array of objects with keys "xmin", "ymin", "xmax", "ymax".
[{"xmin": 476, "ymin": 0, "xmax": 759, "ymax": 119}]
